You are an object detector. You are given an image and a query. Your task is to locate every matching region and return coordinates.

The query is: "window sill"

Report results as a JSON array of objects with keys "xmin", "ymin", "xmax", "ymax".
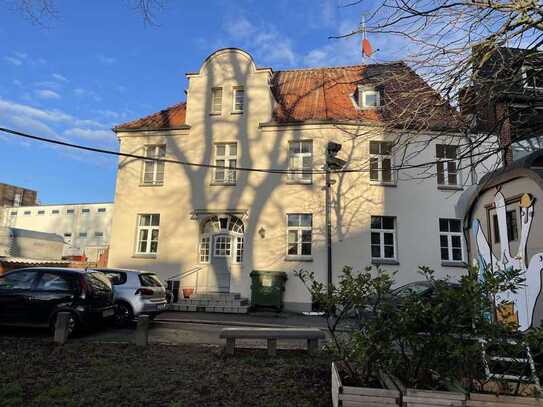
[
  {"xmin": 209, "ymin": 182, "xmax": 237, "ymax": 186},
  {"xmin": 285, "ymin": 256, "xmax": 313, "ymax": 262},
  {"xmin": 286, "ymin": 180, "xmax": 313, "ymax": 185},
  {"xmin": 441, "ymin": 261, "xmax": 467, "ymax": 268},
  {"xmin": 370, "ymin": 181, "xmax": 396, "ymax": 187},
  {"xmin": 231, "ymin": 111, "xmax": 244, "ymax": 115},
  {"xmin": 209, "ymin": 112, "xmax": 222, "ymax": 116},
  {"xmin": 139, "ymin": 183, "xmax": 164, "ymax": 187},
  {"xmin": 132, "ymin": 254, "xmax": 157, "ymax": 259},
  {"xmin": 437, "ymin": 185, "xmax": 463, "ymax": 191},
  {"xmin": 371, "ymin": 258, "xmax": 399, "ymax": 266}
]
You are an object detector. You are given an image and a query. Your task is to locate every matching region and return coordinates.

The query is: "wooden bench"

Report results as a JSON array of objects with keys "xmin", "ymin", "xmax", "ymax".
[{"xmin": 220, "ymin": 327, "xmax": 325, "ymax": 356}]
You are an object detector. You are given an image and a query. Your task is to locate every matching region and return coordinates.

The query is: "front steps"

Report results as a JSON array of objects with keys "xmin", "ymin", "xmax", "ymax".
[{"xmin": 169, "ymin": 292, "xmax": 250, "ymax": 314}]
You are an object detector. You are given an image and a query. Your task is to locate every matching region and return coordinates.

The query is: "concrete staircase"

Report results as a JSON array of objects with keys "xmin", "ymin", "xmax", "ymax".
[{"xmin": 168, "ymin": 292, "xmax": 250, "ymax": 314}]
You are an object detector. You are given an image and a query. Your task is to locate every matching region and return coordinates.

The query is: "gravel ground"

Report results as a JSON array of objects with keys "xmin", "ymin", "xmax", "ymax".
[{"xmin": 0, "ymin": 336, "xmax": 331, "ymax": 407}]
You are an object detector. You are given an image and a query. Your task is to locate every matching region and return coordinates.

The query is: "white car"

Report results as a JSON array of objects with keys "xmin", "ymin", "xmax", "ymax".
[{"xmin": 92, "ymin": 268, "xmax": 167, "ymax": 325}]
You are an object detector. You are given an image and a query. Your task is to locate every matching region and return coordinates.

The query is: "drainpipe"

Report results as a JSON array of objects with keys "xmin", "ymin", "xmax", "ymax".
[{"xmin": 325, "ymin": 166, "xmax": 332, "ymax": 296}]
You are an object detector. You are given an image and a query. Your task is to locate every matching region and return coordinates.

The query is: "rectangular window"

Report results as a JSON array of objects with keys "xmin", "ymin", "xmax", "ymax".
[
  {"xmin": 288, "ymin": 140, "xmax": 312, "ymax": 183},
  {"xmin": 66, "ymin": 209, "xmax": 74, "ymax": 214},
  {"xmin": 95, "ymin": 232, "xmax": 104, "ymax": 238},
  {"xmin": 287, "ymin": 214, "xmax": 312, "ymax": 257},
  {"xmin": 23, "ymin": 210, "xmax": 31, "ymax": 216},
  {"xmin": 52, "ymin": 209, "xmax": 60, "ymax": 215},
  {"xmin": 436, "ymin": 144, "xmax": 458, "ymax": 186},
  {"xmin": 211, "ymin": 87, "xmax": 223, "ymax": 114},
  {"xmin": 199, "ymin": 236, "xmax": 210, "ymax": 263},
  {"xmin": 142, "ymin": 145, "xmax": 166, "ymax": 186},
  {"xmin": 492, "ymin": 210, "xmax": 518, "ymax": 244},
  {"xmin": 439, "ymin": 218, "xmax": 463, "ymax": 262},
  {"xmin": 214, "ymin": 235, "xmax": 232, "ymax": 257},
  {"xmin": 13, "ymin": 193, "xmax": 22, "ymax": 207},
  {"xmin": 524, "ymin": 66, "xmax": 543, "ymax": 89},
  {"xmin": 233, "ymin": 87, "xmax": 244, "ymax": 113},
  {"xmin": 37, "ymin": 210, "xmax": 45, "ymax": 215},
  {"xmin": 136, "ymin": 214, "xmax": 160, "ymax": 255},
  {"xmin": 64, "ymin": 233, "xmax": 72, "ymax": 238},
  {"xmin": 214, "ymin": 143, "xmax": 237, "ymax": 184},
  {"xmin": 235, "ymin": 236, "xmax": 244, "ymax": 264},
  {"xmin": 10, "ymin": 211, "xmax": 17, "ymax": 216},
  {"xmin": 81, "ymin": 208, "xmax": 90, "ymax": 214},
  {"xmin": 79, "ymin": 232, "xmax": 87, "ymax": 238},
  {"xmin": 369, "ymin": 141, "xmax": 393, "ymax": 183},
  {"xmin": 358, "ymin": 86, "xmax": 380, "ymax": 108},
  {"xmin": 97, "ymin": 208, "xmax": 106, "ymax": 213},
  {"xmin": 370, "ymin": 216, "xmax": 396, "ymax": 260}
]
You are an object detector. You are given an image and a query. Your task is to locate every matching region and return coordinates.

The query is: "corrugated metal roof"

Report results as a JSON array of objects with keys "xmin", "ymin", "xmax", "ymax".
[
  {"xmin": 0, "ymin": 257, "xmax": 70, "ymax": 265},
  {"xmin": 10, "ymin": 228, "xmax": 64, "ymax": 242}
]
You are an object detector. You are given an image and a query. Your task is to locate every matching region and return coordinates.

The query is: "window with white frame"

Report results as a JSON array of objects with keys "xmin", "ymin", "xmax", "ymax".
[
  {"xmin": 369, "ymin": 141, "xmax": 393, "ymax": 183},
  {"xmin": 287, "ymin": 214, "xmax": 312, "ymax": 257},
  {"xmin": 199, "ymin": 236, "xmax": 210, "ymax": 263},
  {"xmin": 211, "ymin": 87, "xmax": 223, "ymax": 114},
  {"xmin": 142, "ymin": 145, "xmax": 166, "ymax": 186},
  {"xmin": 13, "ymin": 193, "xmax": 22, "ymax": 207},
  {"xmin": 136, "ymin": 214, "xmax": 160, "ymax": 255},
  {"xmin": 97, "ymin": 207, "xmax": 106, "ymax": 213},
  {"xmin": 23, "ymin": 210, "xmax": 31, "ymax": 216},
  {"xmin": 370, "ymin": 216, "xmax": 396, "ymax": 260},
  {"xmin": 232, "ymin": 87, "xmax": 244, "ymax": 113},
  {"xmin": 214, "ymin": 143, "xmax": 237, "ymax": 184},
  {"xmin": 436, "ymin": 144, "xmax": 458, "ymax": 186},
  {"xmin": 523, "ymin": 65, "xmax": 543, "ymax": 89},
  {"xmin": 52, "ymin": 209, "xmax": 60, "ymax": 215},
  {"xmin": 439, "ymin": 218, "xmax": 463, "ymax": 262},
  {"xmin": 37, "ymin": 210, "xmax": 45, "ymax": 215},
  {"xmin": 95, "ymin": 231, "xmax": 104, "ymax": 238},
  {"xmin": 81, "ymin": 208, "xmax": 90, "ymax": 214},
  {"xmin": 235, "ymin": 236, "xmax": 244, "ymax": 263},
  {"xmin": 357, "ymin": 86, "xmax": 380, "ymax": 108},
  {"xmin": 66, "ymin": 209, "xmax": 74, "ymax": 215},
  {"xmin": 79, "ymin": 232, "xmax": 87, "ymax": 238},
  {"xmin": 288, "ymin": 140, "xmax": 312, "ymax": 183},
  {"xmin": 214, "ymin": 235, "xmax": 232, "ymax": 257}
]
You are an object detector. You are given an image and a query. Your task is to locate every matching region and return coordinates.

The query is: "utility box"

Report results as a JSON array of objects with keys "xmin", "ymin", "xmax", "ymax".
[{"xmin": 250, "ymin": 270, "xmax": 287, "ymax": 311}]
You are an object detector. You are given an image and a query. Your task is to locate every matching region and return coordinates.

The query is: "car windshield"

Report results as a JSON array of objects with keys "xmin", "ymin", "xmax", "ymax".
[
  {"xmin": 139, "ymin": 273, "xmax": 163, "ymax": 288},
  {"xmin": 392, "ymin": 283, "xmax": 430, "ymax": 298}
]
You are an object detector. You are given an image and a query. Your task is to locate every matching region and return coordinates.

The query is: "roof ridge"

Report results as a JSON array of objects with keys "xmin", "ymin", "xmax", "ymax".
[{"xmin": 276, "ymin": 60, "xmax": 406, "ymax": 73}]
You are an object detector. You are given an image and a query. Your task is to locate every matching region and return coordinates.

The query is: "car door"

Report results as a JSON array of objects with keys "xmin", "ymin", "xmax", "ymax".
[
  {"xmin": 0, "ymin": 269, "xmax": 40, "ymax": 323},
  {"xmin": 29, "ymin": 271, "xmax": 78, "ymax": 325}
]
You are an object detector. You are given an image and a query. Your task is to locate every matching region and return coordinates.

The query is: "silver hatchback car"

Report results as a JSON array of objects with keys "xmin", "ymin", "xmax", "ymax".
[{"xmin": 92, "ymin": 268, "xmax": 167, "ymax": 325}]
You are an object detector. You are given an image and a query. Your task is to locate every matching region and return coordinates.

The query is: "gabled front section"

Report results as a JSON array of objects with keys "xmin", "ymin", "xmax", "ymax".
[{"xmin": 109, "ymin": 48, "xmax": 497, "ymax": 312}]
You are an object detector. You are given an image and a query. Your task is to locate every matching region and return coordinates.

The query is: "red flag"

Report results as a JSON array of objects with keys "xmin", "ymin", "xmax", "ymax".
[{"xmin": 362, "ymin": 38, "xmax": 373, "ymax": 57}]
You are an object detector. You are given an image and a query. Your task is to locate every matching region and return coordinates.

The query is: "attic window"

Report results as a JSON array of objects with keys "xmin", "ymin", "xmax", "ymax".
[{"xmin": 356, "ymin": 86, "xmax": 381, "ymax": 108}]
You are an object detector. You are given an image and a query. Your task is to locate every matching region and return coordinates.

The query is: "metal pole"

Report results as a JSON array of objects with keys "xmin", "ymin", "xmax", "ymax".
[{"xmin": 325, "ymin": 166, "xmax": 332, "ymax": 295}]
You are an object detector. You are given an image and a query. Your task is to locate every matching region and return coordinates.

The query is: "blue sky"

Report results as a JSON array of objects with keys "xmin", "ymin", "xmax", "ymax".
[{"xmin": 0, "ymin": 0, "xmax": 403, "ymax": 204}]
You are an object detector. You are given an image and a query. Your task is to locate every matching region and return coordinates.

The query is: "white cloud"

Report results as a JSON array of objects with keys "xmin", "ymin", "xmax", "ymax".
[
  {"xmin": 73, "ymin": 87, "xmax": 102, "ymax": 102},
  {"xmin": 4, "ymin": 56, "xmax": 22, "ymax": 66},
  {"xmin": 12, "ymin": 79, "xmax": 22, "ymax": 87},
  {"xmin": 64, "ymin": 128, "xmax": 113, "ymax": 140},
  {"xmin": 35, "ymin": 89, "xmax": 61, "ymax": 100},
  {"xmin": 52, "ymin": 73, "xmax": 68, "ymax": 82},
  {"xmin": 97, "ymin": 54, "xmax": 116, "ymax": 64},
  {"xmin": 222, "ymin": 16, "xmax": 298, "ymax": 66},
  {"xmin": 14, "ymin": 52, "xmax": 28, "ymax": 59}
]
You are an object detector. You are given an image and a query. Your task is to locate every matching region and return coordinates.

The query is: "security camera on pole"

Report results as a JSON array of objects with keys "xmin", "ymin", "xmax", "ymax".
[{"xmin": 325, "ymin": 142, "xmax": 347, "ymax": 296}]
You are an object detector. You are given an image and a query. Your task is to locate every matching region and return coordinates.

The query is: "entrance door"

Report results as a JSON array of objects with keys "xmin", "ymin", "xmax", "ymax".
[{"xmin": 209, "ymin": 234, "xmax": 232, "ymax": 292}]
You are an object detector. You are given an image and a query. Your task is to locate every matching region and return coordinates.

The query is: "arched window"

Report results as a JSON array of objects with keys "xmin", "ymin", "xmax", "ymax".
[{"xmin": 199, "ymin": 215, "xmax": 244, "ymax": 264}]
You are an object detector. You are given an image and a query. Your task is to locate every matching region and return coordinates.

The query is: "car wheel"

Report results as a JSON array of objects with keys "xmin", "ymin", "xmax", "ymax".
[
  {"xmin": 115, "ymin": 302, "xmax": 134, "ymax": 327},
  {"xmin": 51, "ymin": 312, "xmax": 79, "ymax": 337}
]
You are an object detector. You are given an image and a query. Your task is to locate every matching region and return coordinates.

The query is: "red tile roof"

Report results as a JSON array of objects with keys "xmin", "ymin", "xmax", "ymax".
[{"xmin": 114, "ymin": 62, "xmax": 462, "ymax": 131}]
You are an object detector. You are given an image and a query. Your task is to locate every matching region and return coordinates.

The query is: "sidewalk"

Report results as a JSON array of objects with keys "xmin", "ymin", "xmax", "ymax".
[{"xmin": 156, "ymin": 310, "xmax": 329, "ymax": 329}]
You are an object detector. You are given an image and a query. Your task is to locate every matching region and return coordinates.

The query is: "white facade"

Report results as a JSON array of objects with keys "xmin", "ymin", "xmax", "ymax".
[{"xmin": 2, "ymin": 202, "xmax": 113, "ymax": 262}]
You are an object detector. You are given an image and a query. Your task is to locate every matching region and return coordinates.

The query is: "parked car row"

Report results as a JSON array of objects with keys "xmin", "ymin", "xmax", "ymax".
[{"xmin": 0, "ymin": 267, "xmax": 167, "ymax": 336}]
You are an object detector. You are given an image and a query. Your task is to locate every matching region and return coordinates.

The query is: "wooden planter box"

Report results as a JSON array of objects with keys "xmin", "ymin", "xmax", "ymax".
[
  {"xmin": 403, "ymin": 388, "xmax": 466, "ymax": 406},
  {"xmin": 331, "ymin": 362, "xmax": 401, "ymax": 407},
  {"xmin": 467, "ymin": 393, "xmax": 543, "ymax": 406}
]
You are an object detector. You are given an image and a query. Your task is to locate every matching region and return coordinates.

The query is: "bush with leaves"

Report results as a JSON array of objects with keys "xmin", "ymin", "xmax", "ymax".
[{"xmin": 297, "ymin": 263, "xmax": 542, "ymax": 394}]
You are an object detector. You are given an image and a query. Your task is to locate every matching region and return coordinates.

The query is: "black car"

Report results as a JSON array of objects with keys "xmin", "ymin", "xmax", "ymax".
[{"xmin": 0, "ymin": 267, "xmax": 115, "ymax": 335}]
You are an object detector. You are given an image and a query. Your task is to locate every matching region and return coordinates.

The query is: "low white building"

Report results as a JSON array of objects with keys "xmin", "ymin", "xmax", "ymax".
[{"xmin": 2, "ymin": 202, "xmax": 113, "ymax": 262}]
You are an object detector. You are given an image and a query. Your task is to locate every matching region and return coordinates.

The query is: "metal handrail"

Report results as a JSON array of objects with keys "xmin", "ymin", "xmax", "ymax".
[{"xmin": 165, "ymin": 266, "xmax": 202, "ymax": 281}]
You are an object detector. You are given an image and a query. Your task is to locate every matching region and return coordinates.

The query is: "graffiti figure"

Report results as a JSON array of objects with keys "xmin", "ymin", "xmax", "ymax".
[{"xmin": 472, "ymin": 191, "xmax": 543, "ymax": 331}]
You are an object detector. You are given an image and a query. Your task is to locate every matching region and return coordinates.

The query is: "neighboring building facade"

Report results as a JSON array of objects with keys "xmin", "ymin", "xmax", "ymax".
[
  {"xmin": 462, "ymin": 151, "xmax": 543, "ymax": 330},
  {"xmin": 108, "ymin": 48, "xmax": 496, "ymax": 311},
  {"xmin": 0, "ymin": 182, "xmax": 37, "ymax": 226},
  {"xmin": 2, "ymin": 202, "xmax": 113, "ymax": 262},
  {"xmin": 461, "ymin": 47, "xmax": 543, "ymax": 164}
]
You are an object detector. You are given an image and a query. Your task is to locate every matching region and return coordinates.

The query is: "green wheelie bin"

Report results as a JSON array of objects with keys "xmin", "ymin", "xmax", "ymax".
[{"xmin": 250, "ymin": 270, "xmax": 288, "ymax": 311}]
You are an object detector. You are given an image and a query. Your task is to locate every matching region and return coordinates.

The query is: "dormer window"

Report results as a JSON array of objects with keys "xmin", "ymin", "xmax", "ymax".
[
  {"xmin": 356, "ymin": 86, "xmax": 381, "ymax": 108},
  {"xmin": 233, "ymin": 86, "xmax": 244, "ymax": 113},
  {"xmin": 523, "ymin": 65, "xmax": 543, "ymax": 90},
  {"xmin": 211, "ymin": 87, "xmax": 223, "ymax": 114}
]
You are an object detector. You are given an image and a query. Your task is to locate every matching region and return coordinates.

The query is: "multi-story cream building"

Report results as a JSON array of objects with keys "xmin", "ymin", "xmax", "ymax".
[
  {"xmin": 109, "ymin": 48, "xmax": 496, "ymax": 311},
  {"xmin": 2, "ymin": 202, "xmax": 113, "ymax": 262}
]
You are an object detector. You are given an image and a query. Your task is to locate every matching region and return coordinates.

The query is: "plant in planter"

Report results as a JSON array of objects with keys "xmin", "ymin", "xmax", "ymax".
[{"xmin": 182, "ymin": 287, "xmax": 195, "ymax": 299}]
